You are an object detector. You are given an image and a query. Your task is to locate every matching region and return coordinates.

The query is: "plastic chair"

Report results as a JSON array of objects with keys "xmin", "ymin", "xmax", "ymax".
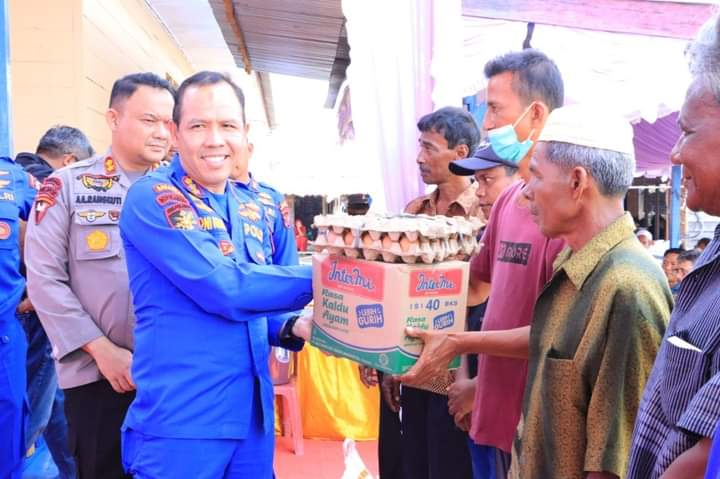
[{"xmin": 274, "ymin": 379, "xmax": 304, "ymax": 455}]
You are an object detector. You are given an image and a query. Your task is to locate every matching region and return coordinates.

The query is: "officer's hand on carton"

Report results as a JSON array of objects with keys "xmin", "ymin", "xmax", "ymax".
[
  {"xmin": 291, "ymin": 312, "xmax": 314, "ymax": 341},
  {"xmin": 399, "ymin": 327, "xmax": 457, "ymax": 387},
  {"xmin": 381, "ymin": 374, "xmax": 401, "ymax": 413},
  {"xmin": 83, "ymin": 336, "xmax": 135, "ymax": 393}
]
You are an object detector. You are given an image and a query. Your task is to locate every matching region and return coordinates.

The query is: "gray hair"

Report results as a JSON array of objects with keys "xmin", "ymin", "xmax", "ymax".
[
  {"xmin": 687, "ymin": 13, "xmax": 720, "ymax": 102},
  {"xmin": 543, "ymin": 141, "xmax": 635, "ymax": 197},
  {"xmin": 36, "ymin": 125, "xmax": 95, "ymax": 160}
]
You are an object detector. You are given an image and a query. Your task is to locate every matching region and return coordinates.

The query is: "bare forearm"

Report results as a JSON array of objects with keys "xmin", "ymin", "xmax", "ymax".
[
  {"xmin": 659, "ymin": 437, "xmax": 711, "ymax": 479},
  {"xmin": 451, "ymin": 326, "xmax": 530, "ymax": 359}
]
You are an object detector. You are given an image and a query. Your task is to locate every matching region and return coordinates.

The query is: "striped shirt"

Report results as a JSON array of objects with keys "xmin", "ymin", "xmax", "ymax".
[{"xmin": 628, "ymin": 225, "xmax": 720, "ymax": 478}]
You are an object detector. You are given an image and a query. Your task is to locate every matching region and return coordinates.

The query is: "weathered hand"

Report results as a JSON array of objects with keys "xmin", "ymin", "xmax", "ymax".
[
  {"xmin": 454, "ymin": 411, "xmax": 472, "ymax": 432},
  {"xmin": 358, "ymin": 365, "xmax": 379, "ymax": 388},
  {"xmin": 398, "ymin": 327, "xmax": 457, "ymax": 387},
  {"xmin": 16, "ymin": 297, "xmax": 34, "ymax": 314},
  {"xmin": 448, "ymin": 377, "xmax": 476, "ymax": 417},
  {"xmin": 291, "ymin": 313, "xmax": 313, "ymax": 341},
  {"xmin": 381, "ymin": 374, "xmax": 401, "ymax": 413},
  {"xmin": 85, "ymin": 336, "xmax": 135, "ymax": 393}
]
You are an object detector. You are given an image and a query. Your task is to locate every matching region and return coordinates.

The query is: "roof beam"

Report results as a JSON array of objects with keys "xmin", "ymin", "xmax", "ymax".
[
  {"xmin": 223, "ymin": 0, "xmax": 253, "ymax": 73},
  {"xmin": 462, "ymin": 0, "xmax": 715, "ymax": 40}
]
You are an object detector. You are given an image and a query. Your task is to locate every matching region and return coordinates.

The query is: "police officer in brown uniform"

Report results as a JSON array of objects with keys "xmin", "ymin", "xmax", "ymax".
[{"xmin": 24, "ymin": 73, "xmax": 175, "ymax": 479}]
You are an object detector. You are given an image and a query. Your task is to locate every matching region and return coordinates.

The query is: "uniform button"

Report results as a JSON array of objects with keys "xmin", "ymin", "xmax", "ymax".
[{"xmin": 1, "ymin": 335, "xmax": 9, "ymax": 344}]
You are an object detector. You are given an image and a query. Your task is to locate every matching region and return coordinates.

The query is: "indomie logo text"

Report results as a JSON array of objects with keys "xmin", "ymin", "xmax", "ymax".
[
  {"xmin": 415, "ymin": 273, "xmax": 455, "ymax": 292},
  {"xmin": 328, "ymin": 261, "xmax": 375, "ymax": 291}
]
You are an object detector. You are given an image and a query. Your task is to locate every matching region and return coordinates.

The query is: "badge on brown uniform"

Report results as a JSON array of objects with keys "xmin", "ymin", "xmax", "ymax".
[{"xmin": 35, "ymin": 177, "xmax": 63, "ymax": 224}]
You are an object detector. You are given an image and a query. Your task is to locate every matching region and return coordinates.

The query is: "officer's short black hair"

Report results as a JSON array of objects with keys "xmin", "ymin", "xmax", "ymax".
[
  {"xmin": 416, "ymin": 107, "xmax": 480, "ymax": 153},
  {"xmin": 173, "ymin": 71, "xmax": 246, "ymax": 125},
  {"xmin": 664, "ymin": 247, "xmax": 685, "ymax": 257},
  {"xmin": 109, "ymin": 72, "xmax": 175, "ymax": 109},
  {"xmin": 36, "ymin": 125, "xmax": 95, "ymax": 160},
  {"xmin": 484, "ymin": 49, "xmax": 564, "ymax": 111},
  {"xmin": 678, "ymin": 249, "xmax": 701, "ymax": 264}
]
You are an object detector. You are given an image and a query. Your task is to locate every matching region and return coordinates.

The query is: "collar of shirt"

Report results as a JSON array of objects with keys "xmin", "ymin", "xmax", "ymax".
[
  {"xmin": 694, "ymin": 224, "xmax": 720, "ymax": 270},
  {"xmin": 411, "ymin": 182, "xmax": 478, "ymax": 216},
  {"xmin": 554, "ymin": 212, "xmax": 636, "ymax": 290}
]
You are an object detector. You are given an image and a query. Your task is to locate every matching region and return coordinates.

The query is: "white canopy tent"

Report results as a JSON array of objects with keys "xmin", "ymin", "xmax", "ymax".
[{"xmin": 459, "ymin": 17, "xmax": 693, "ymax": 124}]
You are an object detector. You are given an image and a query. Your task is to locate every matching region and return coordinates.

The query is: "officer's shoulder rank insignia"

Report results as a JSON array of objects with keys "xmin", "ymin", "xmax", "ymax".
[
  {"xmin": 182, "ymin": 176, "xmax": 203, "ymax": 197},
  {"xmin": 104, "ymin": 157, "xmax": 117, "ymax": 174},
  {"xmin": 35, "ymin": 177, "xmax": 63, "ymax": 224}
]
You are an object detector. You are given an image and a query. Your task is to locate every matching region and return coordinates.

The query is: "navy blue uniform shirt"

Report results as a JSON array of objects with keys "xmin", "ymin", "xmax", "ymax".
[{"xmin": 119, "ymin": 158, "xmax": 312, "ymax": 440}]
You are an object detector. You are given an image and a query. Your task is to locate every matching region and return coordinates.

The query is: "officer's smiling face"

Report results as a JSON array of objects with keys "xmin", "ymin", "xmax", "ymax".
[{"xmin": 174, "ymin": 82, "xmax": 249, "ymax": 193}]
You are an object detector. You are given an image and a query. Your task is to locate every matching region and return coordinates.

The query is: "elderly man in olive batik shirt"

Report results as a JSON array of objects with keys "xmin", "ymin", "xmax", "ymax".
[{"xmin": 515, "ymin": 106, "xmax": 672, "ymax": 478}]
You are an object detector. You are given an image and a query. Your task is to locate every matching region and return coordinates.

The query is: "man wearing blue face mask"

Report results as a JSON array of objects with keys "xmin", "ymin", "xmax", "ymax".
[{"xmin": 400, "ymin": 49, "xmax": 566, "ymax": 478}]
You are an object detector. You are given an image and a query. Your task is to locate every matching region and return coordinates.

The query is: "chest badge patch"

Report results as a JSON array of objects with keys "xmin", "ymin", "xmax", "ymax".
[
  {"xmin": 219, "ymin": 239, "xmax": 235, "ymax": 256},
  {"xmin": 86, "ymin": 230, "xmax": 109, "ymax": 251},
  {"xmin": 78, "ymin": 210, "xmax": 106, "ymax": 223},
  {"xmin": 78, "ymin": 174, "xmax": 119, "ymax": 192},
  {"xmin": 0, "ymin": 221, "xmax": 11, "ymax": 240}
]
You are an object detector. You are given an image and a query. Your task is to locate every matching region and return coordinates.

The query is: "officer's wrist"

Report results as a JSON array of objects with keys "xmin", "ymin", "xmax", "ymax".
[{"xmin": 280, "ymin": 315, "xmax": 302, "ymax": 342}]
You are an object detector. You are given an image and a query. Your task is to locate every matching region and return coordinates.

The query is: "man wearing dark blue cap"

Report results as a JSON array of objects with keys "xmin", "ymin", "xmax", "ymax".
[{"xmin": 449, "ymin": 143, "xmax": 521, "ymax": 221}]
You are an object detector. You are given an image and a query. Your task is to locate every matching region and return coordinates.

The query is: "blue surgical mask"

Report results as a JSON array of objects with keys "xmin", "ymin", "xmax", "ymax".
[{"xmin": 487, "ymin": 103, "xmax": 536, "ymax": 164}]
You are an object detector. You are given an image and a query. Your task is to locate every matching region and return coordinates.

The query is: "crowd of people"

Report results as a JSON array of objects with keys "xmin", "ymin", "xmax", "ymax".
[{"xmin": 1, "ymin": 8, "xmax": 720, "ymax": 479}]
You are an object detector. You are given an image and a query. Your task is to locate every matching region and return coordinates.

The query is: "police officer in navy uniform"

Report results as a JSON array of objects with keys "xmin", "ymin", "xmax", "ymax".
[
  {"xmin": 0, "ymin": 156, "xmax": 38, "ymax": 479},
  {"xmin": 25, "ymin": 73, "xmax": 175, "ymax": 479},
  {"xmin": 119, "ymin": 71, "xmax": 313, "ymax": 479},
  {"xmin": 229, "ymin": 132, "xmax": 299, "ymax": 268}
]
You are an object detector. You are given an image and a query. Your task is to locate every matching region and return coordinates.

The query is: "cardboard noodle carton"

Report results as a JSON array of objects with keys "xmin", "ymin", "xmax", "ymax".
[{"xmin": 310, "ymin": 253, "xmax": 468, "ymax": 375}]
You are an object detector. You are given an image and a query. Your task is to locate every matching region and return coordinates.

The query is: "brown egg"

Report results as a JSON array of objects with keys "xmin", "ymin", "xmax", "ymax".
[
  {"xmin": 361, "ymin": 232, "xmax": 374, "ymax": 247},
  {"xmin": 343, "ymin": 230, "xmax": 354, "ymax": 246},
  {"xmin": 400, "ymin": 236, "xmax": 418, "ymax": 253},
  {"xmin": 381, "ymin": 235, "xmax": 394, "ymax": 250}
]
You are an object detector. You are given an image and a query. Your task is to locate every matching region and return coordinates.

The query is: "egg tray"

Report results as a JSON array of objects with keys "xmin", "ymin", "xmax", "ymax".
[{"xmin": 311, "ymin": 213, "xmax": 484, "ymax": 264}]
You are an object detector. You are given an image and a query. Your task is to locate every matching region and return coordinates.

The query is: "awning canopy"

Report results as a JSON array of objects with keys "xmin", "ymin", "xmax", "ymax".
[{"xmin": 460, "ymin": 17, "xmax": 692, "ymax": 175}]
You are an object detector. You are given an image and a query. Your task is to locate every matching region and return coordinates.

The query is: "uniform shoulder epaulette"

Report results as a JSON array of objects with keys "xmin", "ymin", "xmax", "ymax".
[{"xmin": 65, "ymin": 156, "xmax": 101, "ymax": 171}]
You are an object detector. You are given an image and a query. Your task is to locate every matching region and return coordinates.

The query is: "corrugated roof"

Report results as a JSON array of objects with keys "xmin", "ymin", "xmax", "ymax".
[{"xmin": 209, "ymin": 0, "xmax": 346, "ymax": 80}]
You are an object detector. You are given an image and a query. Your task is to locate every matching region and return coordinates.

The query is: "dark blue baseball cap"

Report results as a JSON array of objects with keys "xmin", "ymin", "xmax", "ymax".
[{"xmin": 449, "ymin": 142, "xmax": 516, "ymax": 176}]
